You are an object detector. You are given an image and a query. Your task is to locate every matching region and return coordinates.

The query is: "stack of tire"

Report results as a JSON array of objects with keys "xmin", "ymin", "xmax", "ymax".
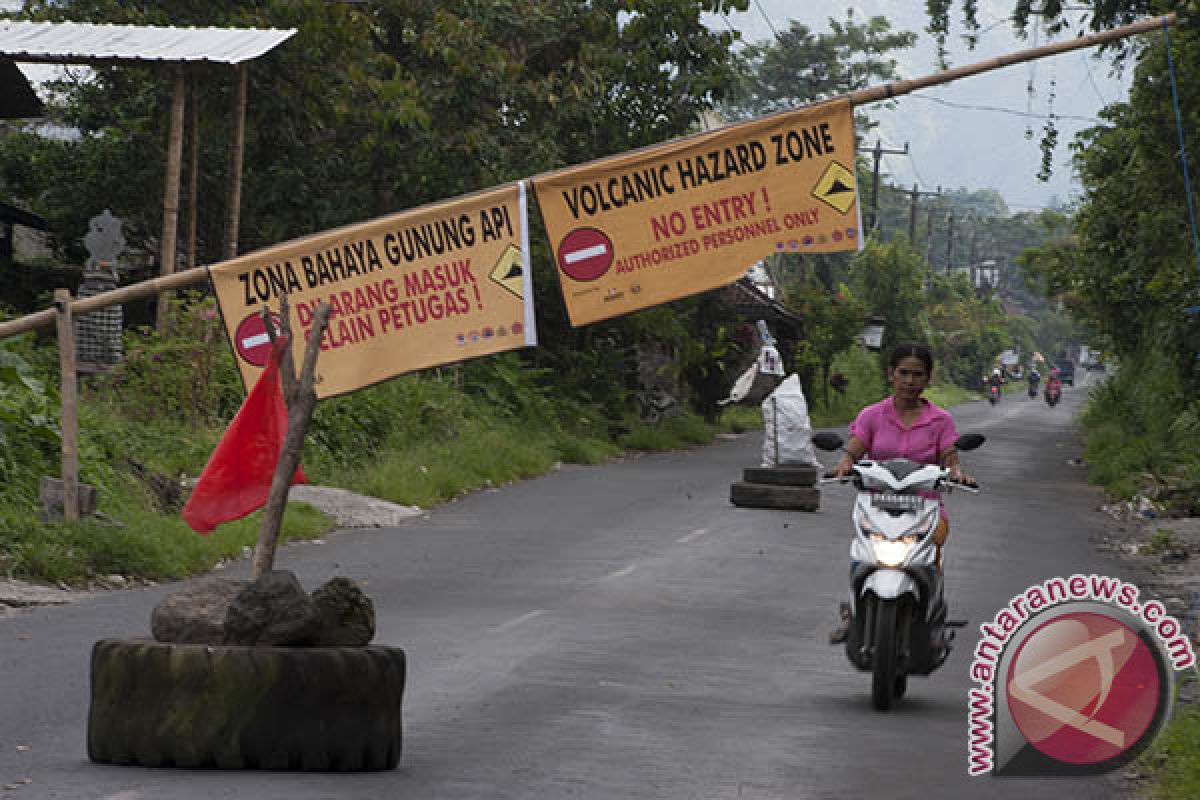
[{"xmin": 730, "ymin": 463, "xmax": 819, "ymax": 511}]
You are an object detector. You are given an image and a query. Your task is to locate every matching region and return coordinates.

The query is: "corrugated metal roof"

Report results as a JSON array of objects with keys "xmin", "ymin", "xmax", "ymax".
[{"xmin": 0, "ymin": 21, "xmax": 296, "ymax": 65}]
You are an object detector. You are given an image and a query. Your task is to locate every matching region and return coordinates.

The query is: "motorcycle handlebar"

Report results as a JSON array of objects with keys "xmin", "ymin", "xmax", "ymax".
[{"xmin": 818, "ymin": 470, "xmax": 982, "ymax": 492}]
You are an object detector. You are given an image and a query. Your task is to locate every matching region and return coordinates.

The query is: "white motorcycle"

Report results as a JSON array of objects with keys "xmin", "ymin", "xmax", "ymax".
[{"xmin": 813, "ymin": 431, "xmax": 984, "ymax": 711}]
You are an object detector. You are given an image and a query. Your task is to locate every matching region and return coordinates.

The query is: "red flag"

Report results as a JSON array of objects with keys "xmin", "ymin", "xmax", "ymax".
[{"xmin": 182, "ymin": 339, "xmax": 306, "ymax": 533}]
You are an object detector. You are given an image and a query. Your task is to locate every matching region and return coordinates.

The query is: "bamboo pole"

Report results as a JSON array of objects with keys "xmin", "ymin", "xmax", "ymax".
[
  {"xmin": 846, "ymin": 14, "xmax": 1176, "ymax": 107},
  {"xmin": 225, "ymin": 63, "xmax": 248, "ymax": 260},
  {"xmin": 53, "ymin": 289, "xmax": 79, "ymax": 522},
  {"xmin": 0, "ymin": 12, "xmax": 1177, "ymax": 344},
  {"xmin": 156, "ymin": 68, "xmax": 187, "ymax": 333},
  {"xmin": 0, "ymin": 266, "xmax": 208, "ymax": 340},
  {"xmin": 252, "ymin": 301, "xmax": 332, "ymax": 578}
]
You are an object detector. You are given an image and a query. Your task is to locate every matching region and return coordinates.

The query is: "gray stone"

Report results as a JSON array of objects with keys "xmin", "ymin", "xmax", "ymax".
[
  {"xmin": 312, "ymin": 577, "xmax": 375, "ymax": 646},
  {"xmin": 223, "ymin": 571, "xmax": 322, "ymax": 646},
  {"xmin": 151, "ymin": 577, "xmax": 249, "ymax": 644}
]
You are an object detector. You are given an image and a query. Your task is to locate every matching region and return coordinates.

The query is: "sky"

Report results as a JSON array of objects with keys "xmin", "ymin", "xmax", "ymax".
[{"xmin": 706, "ymin": 0, "xmax": 1137, "ymax": 213}]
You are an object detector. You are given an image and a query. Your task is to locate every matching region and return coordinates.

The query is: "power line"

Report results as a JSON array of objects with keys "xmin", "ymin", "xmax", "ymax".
[
  {"xmin": 905, "ymin": 92, "xmax": 1103, "ymax": 124},
  {"xmin": 751, "ymin": 0, "xmax": 782, "ymax": 44},
  {"xmin": 1080, "ymin": 52, "xmax": 1109, "ymax": 106}
]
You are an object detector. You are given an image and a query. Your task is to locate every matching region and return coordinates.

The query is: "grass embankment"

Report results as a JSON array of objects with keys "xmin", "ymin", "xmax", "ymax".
[{"xmin": 1139, "ymin": 682, "xmax": 1200, "ymax": 799}]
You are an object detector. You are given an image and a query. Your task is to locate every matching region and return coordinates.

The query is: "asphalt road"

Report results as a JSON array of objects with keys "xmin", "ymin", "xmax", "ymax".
[{"xmin": 0, "ymin": 374, "xmax": 1131, "ymax": 799}]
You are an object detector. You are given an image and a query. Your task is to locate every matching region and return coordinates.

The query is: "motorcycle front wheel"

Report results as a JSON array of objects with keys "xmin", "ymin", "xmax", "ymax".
[{"xmin": 871, "ymin": 599, "xmax": 901, "ymax": 711}]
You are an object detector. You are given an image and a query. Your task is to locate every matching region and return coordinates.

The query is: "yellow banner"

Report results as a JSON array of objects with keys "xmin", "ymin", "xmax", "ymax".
[
  {"xmin": 210, "ymin": 183, "xmax": 537, "ymax": 399},
  {"xmin": 534, "ymin": 99, "xmax": 861, "ymax": 326}
]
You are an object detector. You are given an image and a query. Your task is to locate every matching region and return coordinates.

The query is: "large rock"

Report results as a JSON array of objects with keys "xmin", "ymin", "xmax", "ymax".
[
  {"xmin": 312, "ymin": 577, "xmax": 375, "ymax": 646},
  {"xmin": 223, "ymin": 571, "xmax": 322, "ymax": 646},
  {"xmin": 152, "ymin": 578, "xmax": 250, "ymax": 645}
]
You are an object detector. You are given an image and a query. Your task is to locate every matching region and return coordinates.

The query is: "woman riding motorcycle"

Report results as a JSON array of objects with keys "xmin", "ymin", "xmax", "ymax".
[{"xmin": 828, "ymin": 343, "xmax": 975, "ymax": 643}]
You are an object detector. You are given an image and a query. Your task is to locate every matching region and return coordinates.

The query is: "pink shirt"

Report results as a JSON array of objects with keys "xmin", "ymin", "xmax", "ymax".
[{"xmin": 850, "ymin": 396, "xmax": 960, "ymax": 518}]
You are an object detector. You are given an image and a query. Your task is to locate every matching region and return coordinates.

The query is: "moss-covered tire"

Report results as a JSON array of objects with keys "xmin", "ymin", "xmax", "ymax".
[
  {"xmin": 730, "ymin": 482, "xmax": 820, "ymax": 511},
  {"xmin": 742, "ymin": 465, "xmax": 818, "ymax": 487},
  {"xmin": 87, "ymin": 639, "xmax": 405, "ymax": 771}
]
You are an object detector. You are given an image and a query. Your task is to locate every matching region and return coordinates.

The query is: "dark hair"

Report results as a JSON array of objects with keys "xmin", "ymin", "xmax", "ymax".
[{"xmin": 888, "ymin": 342, "xmax": 934, "ymax": 374}]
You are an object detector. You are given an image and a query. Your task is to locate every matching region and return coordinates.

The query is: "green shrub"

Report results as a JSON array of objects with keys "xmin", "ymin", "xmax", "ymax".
[
  {"xmin": 619, "ymin": 413, "xmax": 716, "ymax": 451},
  {"xmin": 1079, "ymin": 351, "xmax": 1196, "ymax": 498},
  {"xmin": 89, "ymin": 293, "xmax": 243, "ymax": 427},
  {"xmin": 811, "ymin": 347, "xmax": 885, "ymax": 427},
  {"xmin": 0, "ymin": 345, "xmax": 59, "ymax": 505},
  {"xmin": 717, "ymin": 405, "xmax": 763, "ymax": 433}
]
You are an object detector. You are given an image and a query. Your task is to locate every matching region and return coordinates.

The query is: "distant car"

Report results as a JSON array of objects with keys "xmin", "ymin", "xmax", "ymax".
[{"xmin": 1055, "ymin": 359, "xmax": 1076, "ymax": 386}]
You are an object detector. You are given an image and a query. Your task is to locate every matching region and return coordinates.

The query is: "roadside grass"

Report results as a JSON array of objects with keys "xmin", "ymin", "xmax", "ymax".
[
  {"xmin": 1139, "ymin": 689, "xmax": 1200, "ymax": 799},
  {"xmin": 2, "ymin": 386, "xmax": 761, "ymax": 584},
  {"xmin": 0, "ymin": 496, "xmax": 329, "ymax": 586},
  {"xmin": 926, "ymin": 382, "xmax": 980, "ymax": 410}
]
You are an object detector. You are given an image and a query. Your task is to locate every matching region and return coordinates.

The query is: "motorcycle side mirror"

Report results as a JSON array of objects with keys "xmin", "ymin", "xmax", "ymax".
[
  {"xmin": 955, "ymin": 433, "xmax": 986, "ymax": 451},
  {"xmin": 812, "ymin": 432, "xmax": 844, "ymax": 451}
]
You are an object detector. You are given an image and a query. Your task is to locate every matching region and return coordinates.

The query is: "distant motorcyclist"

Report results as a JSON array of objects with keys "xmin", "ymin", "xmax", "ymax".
[
  {"xmin": 1027, "ymin": 366, "xmax": 1041, "ymax": 398},
  {"xmin": 986, "ymin": 367, "xmax": 1003, "ymax": 404},
  {"xmin": 1044, "ymin": 369, "xmax": 1063, "ymax": 405}
]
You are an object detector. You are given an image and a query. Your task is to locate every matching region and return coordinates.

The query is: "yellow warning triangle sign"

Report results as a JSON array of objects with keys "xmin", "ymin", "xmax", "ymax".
[
  {"xmin": 811, "ymin": 161, "xmax": 857, "ymax": 215},
  {"xmin": 490, "ymin": 244, "xmax": 525, "ymax": 299}
]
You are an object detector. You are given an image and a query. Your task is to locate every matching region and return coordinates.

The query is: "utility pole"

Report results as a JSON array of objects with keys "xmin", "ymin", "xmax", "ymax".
[
  {"xmin": 945, "ymin": 212, "xmax": 955, "ymax": 272},
  {"xmin": 909, "ymin": 184, "xmax": 918, "ymax": 243},
  {"xmin": 869, "ymin": 139, "xmax": 909, "ymax": 233},
  {"xmin": 908, "ymin": 183, "xmax": 942, "ymax": 244},
  {"xmin": 925, "ymin": 187, "xmax": 941, "ymax": 262}
]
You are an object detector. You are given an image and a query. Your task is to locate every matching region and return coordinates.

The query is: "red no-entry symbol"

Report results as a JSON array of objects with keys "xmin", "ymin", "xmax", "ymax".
[
  {"xmin": 557, "ymin": 227, "xmax": 614, "ymax": 282},
  {"xmin": 234, "ymin": 313, "xmax": 281, "ymax": 367}
]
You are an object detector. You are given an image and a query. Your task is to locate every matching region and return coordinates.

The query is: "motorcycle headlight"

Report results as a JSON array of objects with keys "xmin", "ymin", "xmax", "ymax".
[{"xmin": 867, "ymin": 532, "xmax": 912, "ymax": 567}]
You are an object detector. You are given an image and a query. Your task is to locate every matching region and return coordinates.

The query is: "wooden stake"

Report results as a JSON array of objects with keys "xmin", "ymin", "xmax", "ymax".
[
  {"xmin": 54, "ymin": 289, "xmax": 79, "ymax": 522},
  {"xmin": 251, "ymin": 301, "xmax": 331, "ymax": 578},
  {"xmin": 156, "ymin": 68, "xmax": 187, "ymax": 334},
  {"xmin": 225, "ymin": 63, "xmax": 248, "ymax": 261}
]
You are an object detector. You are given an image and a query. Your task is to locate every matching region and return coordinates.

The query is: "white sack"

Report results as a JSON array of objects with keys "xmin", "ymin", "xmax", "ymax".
[{"xmin": 761, "ymin": 374, "xmax": 818, "ymax": 467}]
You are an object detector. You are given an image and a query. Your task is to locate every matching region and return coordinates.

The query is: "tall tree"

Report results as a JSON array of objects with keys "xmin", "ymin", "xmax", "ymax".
[{"xmin": 721, "ymin": 11, "xmax": 916, "ymax": 124}]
